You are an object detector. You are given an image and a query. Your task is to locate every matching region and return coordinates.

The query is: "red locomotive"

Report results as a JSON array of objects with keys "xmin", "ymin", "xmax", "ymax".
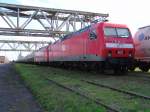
[
  {"xmin": 20, "ymin": 22, "xmax": 135, "ymax": 74},
  {"xmin": 34, "ymin": 47, "xmax": 49, "ymax": 64}
]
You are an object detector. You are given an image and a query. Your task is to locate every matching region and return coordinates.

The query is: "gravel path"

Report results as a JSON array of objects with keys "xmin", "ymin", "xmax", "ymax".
[{"xmin": 0, "ymin": 63, "xmax": 43, "ymax": 112}]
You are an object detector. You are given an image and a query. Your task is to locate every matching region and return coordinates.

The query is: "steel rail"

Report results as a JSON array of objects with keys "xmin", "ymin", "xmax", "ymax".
[
  {"xmin": 128, "ymin": 72, "xmax": 150, "ymax": 79},
  {"xmin": 82, "ymin": 79, "xmax": 150, "ymax": 100},
  {"xmin": 45, "ymin": 78, "xmax": 120, "ymax": 112}
]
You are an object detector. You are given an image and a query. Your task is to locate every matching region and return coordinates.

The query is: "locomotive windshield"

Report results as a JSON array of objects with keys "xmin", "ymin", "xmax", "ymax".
[{"xmin": 104, "ymin": 27, "xmax": 130, "ymax": 38}]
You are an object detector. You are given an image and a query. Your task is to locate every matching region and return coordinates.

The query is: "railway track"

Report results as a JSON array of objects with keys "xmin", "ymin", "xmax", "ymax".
[
  {"xmin": 91, "ymin": 70, "xmax": 150, "ymax": 82},
  {"xmin": 125, "ymin": 72, "xmax": 150, "ymax": 82},
  {"xmin": 129, "ymin": 72, "xmax": 150, "ymax": 79},
  {"xmin": 81, "ymin": 79, "xmax": 150, "ymax": 100},
  {"xmin": 39, "ymin": 68, "xmax": 150, "ymax": 111},
  {"xmin": 45, "ymin": 78, "xmax": 120, "ymax": 112}
]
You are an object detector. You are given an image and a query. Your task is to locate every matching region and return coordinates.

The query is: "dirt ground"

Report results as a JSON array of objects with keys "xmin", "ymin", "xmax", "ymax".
[{"xmin": 0, "ymin": 63, "xmax": 43, "ymax": 112}]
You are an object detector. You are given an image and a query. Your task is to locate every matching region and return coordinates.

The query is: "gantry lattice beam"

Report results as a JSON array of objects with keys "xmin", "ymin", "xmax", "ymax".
[
  {"xmin": 0, "ymin": 3, "xmax": 108, "ymax": 52},
  {"xmin": 0, "ymin": 39, "xmax": 50, "ymax": 51},
  {"xmin": 0, "ymin": 3, "xmax": 109, "ymax": 38}
]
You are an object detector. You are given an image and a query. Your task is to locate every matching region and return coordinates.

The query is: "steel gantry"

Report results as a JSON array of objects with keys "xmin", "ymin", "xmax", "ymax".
[
  {"xmin": 0, "ymin": 3, "xmax": 108, "ymax": 37},
  {"xmin": 0, "ymin": 39, "xmax": 50, "ymax": 51},
  {"xmin": 0, "ymin": 3, "xmax": 108, "ymax": 52}
]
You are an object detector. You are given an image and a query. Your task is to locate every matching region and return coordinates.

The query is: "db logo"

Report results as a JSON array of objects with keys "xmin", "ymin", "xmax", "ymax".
[{"xmin": 138, "ymin": 33, "xmax": 145, "ymax": 41}]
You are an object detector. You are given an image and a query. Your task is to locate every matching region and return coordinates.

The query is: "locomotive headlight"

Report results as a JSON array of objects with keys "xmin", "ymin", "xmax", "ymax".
[
  {"xmin": 108, "ymin": 51, "xmax": 112, "ymax": 57},
  {"xmin": 128, "ymin": 51, "xmax": 132, "ymax": 57},
  {"xmin": 129, "ymin": 53, "xmax": 132, "ymax": 57}
]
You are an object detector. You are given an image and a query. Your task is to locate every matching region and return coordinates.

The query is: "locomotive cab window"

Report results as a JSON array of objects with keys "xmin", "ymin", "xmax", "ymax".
[
  {"xmin": 104, "ymin": 27, "xmax": 130, "ymax": 38},
  {"xmin": 116, "ymin": 28, "xmax": 130, "ymax": 38},
  {"xmin": 89, "ymin": 30, "xmax": 97, "ymax": 40},
  {"xmin": 104, "ymin": 27, "xmax": 117, "ymax": 37}
]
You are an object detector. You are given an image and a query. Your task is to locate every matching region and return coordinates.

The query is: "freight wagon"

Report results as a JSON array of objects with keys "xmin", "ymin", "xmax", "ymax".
[{"xmin": 131, "ymin": 26, "xmax": 150, "ymax": 72}]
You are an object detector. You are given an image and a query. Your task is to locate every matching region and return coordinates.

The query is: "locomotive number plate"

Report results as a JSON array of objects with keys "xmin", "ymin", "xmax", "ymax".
[{"xmin": 117, "ymin": 50, "xmax": 123, "ymax": 54}]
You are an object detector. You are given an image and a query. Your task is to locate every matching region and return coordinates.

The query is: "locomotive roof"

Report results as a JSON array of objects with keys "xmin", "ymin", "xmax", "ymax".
[
  {"xmin": 52, "ymin": 23, "xmax": 99, "ymax": 45},
  {"xmin": 62, "ymin": 26, "xmax": 91, "ymax": 39},
  {"xmin": 52, "ymin": 25, "xmax": 92, "ymax": 45},
  {"xmin": 52, "ymin": 22, "xmax": 127, "ymax": 45},
  {"xmin": 139, "ymin": 25, "xmax": 150, "ymax": 29}
]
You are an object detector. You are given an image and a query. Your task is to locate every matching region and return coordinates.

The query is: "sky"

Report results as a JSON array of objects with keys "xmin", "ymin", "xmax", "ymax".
[
  {"xmin": 0, "ymin": 0, "xmax": 150, "ymax": 60},
  {"xmin": 0, "ymin": 0, "xmax": 149, "ymax": 34}
]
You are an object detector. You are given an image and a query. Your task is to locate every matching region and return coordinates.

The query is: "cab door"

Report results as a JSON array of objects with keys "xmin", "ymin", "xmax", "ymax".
[{"xmin": 86, "ymin": 28, "xmax": 98, "ymax": 60}]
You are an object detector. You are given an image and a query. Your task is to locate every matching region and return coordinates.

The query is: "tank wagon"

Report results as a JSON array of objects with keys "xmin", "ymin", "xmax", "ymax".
[
  {"xmin": 20, "ymin": 22, "xmax": 135, "ymax": 73},
  {"xmin": 132, "ymin": 26, "xmax": 150, "ymax": 72}
]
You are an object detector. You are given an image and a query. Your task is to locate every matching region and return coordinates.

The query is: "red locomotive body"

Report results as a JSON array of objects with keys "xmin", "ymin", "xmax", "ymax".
[
  {"xmin": 34, "ymin": 46, "xmax": 49, "ymax": 63},
  {"xmin": 19, "ymin": 22, "xmax": 134, "ymax": 73},
  {"xmin": 47, "ymin": 22, "xmax": 134, "ymax": 73}
]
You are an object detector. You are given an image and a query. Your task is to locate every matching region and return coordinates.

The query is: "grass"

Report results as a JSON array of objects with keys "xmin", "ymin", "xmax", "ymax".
[
  {"xmin": 15, "ymin": 64, "xmax": 106, "ymax": 112},
  {"xmin": 42, "ymin": 69, "xmax": 150, "ymax": 111},
  {"xmin": 15, "ymin": 64, "xmax": 150, "ymax": 112}
]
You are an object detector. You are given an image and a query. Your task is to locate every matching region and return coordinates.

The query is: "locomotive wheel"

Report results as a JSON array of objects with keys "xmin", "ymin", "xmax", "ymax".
[
  {"xmin": 78, "ymin": 63, "xmax": 88, "ymax": 71},
  {"xmin": 114, "ymin": 66, "xmax": 128, "ymax": 75},
  {"xmin": 98, "ymin": 63, "xmax": 105, "ymax": 73},
  {"xmin": 120, "ymin": 67, "xmax": 128, "ymax": 74},
  {"xmin": 139, "ymin": 66, "xmax": 149, "ymax": 72},
  {"xmin": 128, "ymin": 65, "xmax": 135, "ymax": 71}
]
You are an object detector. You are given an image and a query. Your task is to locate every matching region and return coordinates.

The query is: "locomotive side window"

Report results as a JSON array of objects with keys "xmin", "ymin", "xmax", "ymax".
[
  {"xmin": 104, "ymin": 27, "xmax": 130, "ymax": 38},
  {"xmin": 89, "ymin": 30, "xmax": 97, "ymax": 40}
]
